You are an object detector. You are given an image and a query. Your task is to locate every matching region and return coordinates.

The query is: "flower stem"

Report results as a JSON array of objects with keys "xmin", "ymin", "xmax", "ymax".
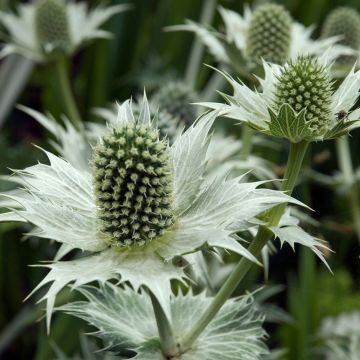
[
  {"xmin": 149, "ymin": 291, "xmax": 178, "ymax": 358},
  {"xmin": 54, "ymin": 56, "xmax": 83, "ymax": 130},
  {"xmin": 336, "ymin": 136, "xmax": 360, "ymax": 242},
  {"xmin": 185, "ymin": 0, "xmax": 217, "ymax": 89},
  {"xmin": 180, "ymin": 140, "xmax": 309, "ymax": 352},
  {"xmin": 239, "ymin": 125, "xmax": 254, "ymax": 160}
]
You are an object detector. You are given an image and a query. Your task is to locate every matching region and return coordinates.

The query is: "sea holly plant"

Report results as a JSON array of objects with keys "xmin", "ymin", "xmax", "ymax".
[
  {"xmin": 167, "ymin": 54, "xmax": 360, "ymax": 354},
  {"xmin": 0, "ymin": 0, "xmax": 129, "ymax": 62},
  {"xmin": 168, "ymin": 3, "xmax": 353, "ymax": 74},
  {"xmin": 0, "ymin": 95, "xmax": 301, "ymax": 356},
  {"xmin": 0, "ymin": 0, "xmax": 129, "ymax": 129},
  {"xmin": 201, "ymin": 56, "xmax": 360, "ymax": 142}
]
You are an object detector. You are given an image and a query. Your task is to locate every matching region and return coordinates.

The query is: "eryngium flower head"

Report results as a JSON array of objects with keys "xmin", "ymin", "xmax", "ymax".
[
  {"xmin": 0, "ymin": 1, "xmax": 129, "ymax": 61},
  {"xmin": 199, "ymin": 55, "xmax": 360, "ymax": 142},
  {"xmin": 151, "ymin": 81, "xmax": 197, "ymax": 128},
  {"xmin": 245, "ymin": 4, "xmax": 291, "ymax": 65},
  {"xmin": 93, "ymin": 119, "xmax": 174, "ymax": 247},
  {"xmin": 35, "ymin": 0, "xmax": 71, "ymax": 53},
  {"xmin": 274, "ymin": 56, "xmax": 333, "ymax": 137},
  {"xmin": 0, "ymin": 95, "xmax": 297, "ymax": 331},
  {"xmin": 169, "ymin": 5, "xmax": 352, "ymax": 72},
  {"xmin": 322, "ymin": 7, "xmax": 360, "ymax": 64}
]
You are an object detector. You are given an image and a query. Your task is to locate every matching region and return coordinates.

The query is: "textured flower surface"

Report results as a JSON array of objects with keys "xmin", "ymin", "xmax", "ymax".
[
  {"xmin": 320, "ymin": 311, "xmax": 360, "ymax": 360},
  {"xmin": 199, "ymin": 55, "xmax": 360, "ymax": 142},
  {"xmin": 322, "ymin": 6, "xmax": 360, "ymax": 65},
  {"xmin": 60, "ymin": 283, "xmax": 269, "ymax": 360},
  {"xmin": 0, "ymin": 0, "xmax": 129, "ymax": 61},
  {"xmin": 168, "ymin": 4, "xmax": 353, "ymax": 70},
  {"xmin": 0, "ymin": 96, "xmax": 298, "ymax": 331}
]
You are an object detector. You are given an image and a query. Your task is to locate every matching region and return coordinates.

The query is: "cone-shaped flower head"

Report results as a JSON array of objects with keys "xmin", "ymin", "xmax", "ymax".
[
  {"xmin": 322, "ymin": 7, "xmax": 360, "ymax": 63},
  {"xmin": 151, "ymin": 81, "xmax": 197, "ymax": 128},
  {"xmin": 35, "ymin": 0, "xmax": 71, "ymax": 53},
  {"xmin": 245, "ymin": 4, "xmax": 292, "ymax": 65},
  {"xmin": 93, "ymin": 121, "xmax": 174, "ymax": 247},
  {"xmin": 274, "ymin": 56, "xmax": 333, "ymax": 137}
]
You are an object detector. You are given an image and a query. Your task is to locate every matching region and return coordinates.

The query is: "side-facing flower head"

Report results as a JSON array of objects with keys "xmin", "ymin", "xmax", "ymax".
[
  {"xmin": 0, "ymin": 0, "xmax": 130, "ymax": 61},
  {"xmin": 0, "ymin": 95, "xmax": 298, "ymax": 331},
  {"xmin": 168, "ymin": 4, "xmax": 353, "ymax": 72},
  {"xmin": 322, "ymin": 6, "xmax": 360, "ymax": 65},
  {"xmin": 200, "ymin": 55, "xmax": 360, "ymax": 143}
]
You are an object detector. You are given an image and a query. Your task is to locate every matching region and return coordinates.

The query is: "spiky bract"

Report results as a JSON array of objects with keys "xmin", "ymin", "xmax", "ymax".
[
  {"xmin": 93, "ymin": 123, "xmax": 174, "ymax": 247},
  {"xmin": 245, "ymin": 4, "xmax": 292, "ymax": 65}
]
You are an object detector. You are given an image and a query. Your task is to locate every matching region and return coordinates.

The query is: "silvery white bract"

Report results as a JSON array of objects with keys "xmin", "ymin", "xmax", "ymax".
[
  {"xmin": 168, "ymin": 5, "xmax": 353, "ymax": 69},
  {"xmin": 320, "ymin": 311, "xmax": 360, "ymax": 360},
  {"xmin": 199, "ymin": 57, "xmax": 360, "ymax": 142},
  {"xmin": 0, "ymin": 96, "xmax": 299, "ymax": 331},
  {"xmin": 60, "ymin": 283, "xmax": 269, "ymax": 360},
  {"xmin": 0, "ymin": 1, "xmax": 129, "ymax": 61}
]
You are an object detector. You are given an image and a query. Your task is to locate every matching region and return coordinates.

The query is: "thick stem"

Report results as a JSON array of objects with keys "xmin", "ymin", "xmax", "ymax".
[
  {"xmin": 336, "ymin": 136, "xmax": 360, "ymax": 242},
  {"xmin": 54, "ymin": 56, "xmax": 83, "ymax": 130},
  {"xmin": 149, "ymin": 291, "xmax": 178, "ymax": 358},
  {"xmin": 239, "ymin": 126, "xmax": 254, "ymax": 160},
  {"xmin": 185, "ymin": 0, "xmax": 217, "ymax": 88},
  {"xmin": 180, "ymin": 140, "xmax": 309, "ymax": 352}
]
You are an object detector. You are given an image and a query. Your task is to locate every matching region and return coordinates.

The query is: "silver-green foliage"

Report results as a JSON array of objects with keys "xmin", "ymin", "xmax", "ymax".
[{"xmin": 61, "ymin": 283, "xmax": 269, "ymax": 360}]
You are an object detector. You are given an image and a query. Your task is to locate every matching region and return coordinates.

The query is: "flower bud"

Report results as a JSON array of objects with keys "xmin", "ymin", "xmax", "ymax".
[
  {"xmin": 93, "ymin": 123, "xmax": 174, "ymax": 247},
  {"xmin": 322, "ymin": 7, "xmax": 360, "ymax": 64},
  {"xmin": 152, "ymin": 81, "xmax": 197, "ymax": 128},
  {"xmin": 245, "ymin": 4, "xmax": 292, "ymax": 66},
  {"xmin": 35, "ymin": 0, "xmax": 71, "ymax": 53}
]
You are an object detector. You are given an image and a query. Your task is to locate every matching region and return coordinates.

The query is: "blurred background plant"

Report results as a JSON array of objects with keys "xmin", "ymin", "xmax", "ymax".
[{"xmin": 0, "ymin": 0, "xmax": 359, "ymax": 359}]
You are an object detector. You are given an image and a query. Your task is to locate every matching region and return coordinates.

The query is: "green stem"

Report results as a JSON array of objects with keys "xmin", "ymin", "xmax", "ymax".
[
  {"xmin": 149, "ymin": 291, "xmax": 178, "ymax": 358},
  {"xmin": 180, "ymin": 140, "xmax": 309, "ymax": 352},
  {"xmin": 239, "ymin": 126, "xmax": 254, "ymax": 160},
  {"xmin": 185, "ymin": 0, "xmax": 217, "ymax": 88},
  {"xmin": 336, "ymin": 136, "xmax": 360, "ymax": 242},
  {"xmin": 54, "ymin": 56, "xmax": 83, "ymax": 130}
]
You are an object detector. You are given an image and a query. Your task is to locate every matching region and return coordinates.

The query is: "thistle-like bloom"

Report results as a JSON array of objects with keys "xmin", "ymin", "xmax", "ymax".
[
  {"xmin": 0, "ymin": 97, "xmax": 297, "ymax": 330},
  {"xmin": 200, "ymin": 55, "xmax": 360, "ymax": 143},
  {"xmin": 0, "ymin": 0, "xmax": 129, "ymax": 61},
  {"xmin": 168, "ymin": 4, "xmax": 353, "ymax": 70},
  {"xmin": 322, "ymin": 6, "xmax": 360, "ymax": 65}
]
